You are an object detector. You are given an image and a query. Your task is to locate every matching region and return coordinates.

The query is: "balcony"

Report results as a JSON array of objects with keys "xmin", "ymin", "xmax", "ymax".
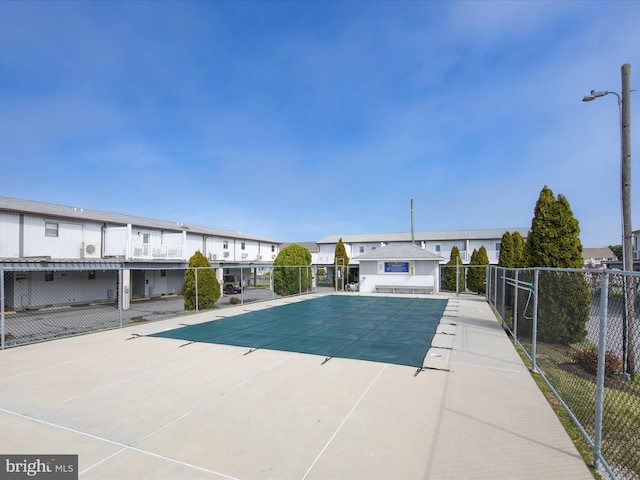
[{"xmin": 131, "ymin": 243, "xmax": 183, "ymax": 261}]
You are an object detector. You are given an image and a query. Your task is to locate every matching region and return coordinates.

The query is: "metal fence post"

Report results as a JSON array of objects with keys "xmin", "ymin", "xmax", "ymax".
[
  {"xmin": 486, "ymin": 266, "xmax": 491, "ymax": 302},
  {"xmin": 594, "ymin": 271, "xmax": 609, "ymax": 473},
  {"xmin": 240, "ymin": 266, "xmax": 244, "ymax": 305},
  {"xmin": 493, "ymin": 267, "xmax": 498, "ymax": 312},
  {"xmin": 500, "ymin": 267, "xmax": 506, "ymax": 322},
  {"xmin": 531, "ymin": 269, "xmax": 539, "ymax": 374},
  {"xmin": 513, "ymin": 269, "xmax": 519, "ymax": 340},
  {"xmin": 195, "ymin": 267, "xmax": 199, "ymax": 313},
  {"xmin": 1, "ymin": 268, "xmax": 5, "ymax": 350}
]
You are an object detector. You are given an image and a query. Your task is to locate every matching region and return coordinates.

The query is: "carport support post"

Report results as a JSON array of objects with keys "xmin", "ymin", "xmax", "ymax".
[
  {"xmin": 1, "ymin": 268, "xmax": 5, "ymax": 350},
  {"xmin": 240, "ymin": 267, "xmax": 244, "ymax": 304},
  {"xmin": 118, "ymin": 268, "xmax": 123, "ymax": 328},
  {"xmin": 594, "ymin": 271, "xmax": 609, "ymax": 473}
]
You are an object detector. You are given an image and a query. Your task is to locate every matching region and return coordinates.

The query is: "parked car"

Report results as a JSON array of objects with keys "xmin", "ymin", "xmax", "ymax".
[{"xmin": 223, "ymin": 275, "xmax": 243, "ymax": 294}]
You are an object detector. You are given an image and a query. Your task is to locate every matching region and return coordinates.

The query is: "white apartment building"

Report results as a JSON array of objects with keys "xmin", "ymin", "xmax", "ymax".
[
  {"xmin": 315, "ymin": 229, "xmax": 530, "ymax": 267},
  {"xmin": 0, "ymin": 196, "xmax": 280, "ymax": 307}
]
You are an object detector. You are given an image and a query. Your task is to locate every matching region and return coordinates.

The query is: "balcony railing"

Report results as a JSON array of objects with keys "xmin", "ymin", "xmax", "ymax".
[{"xmin": 131, "ymin": 243, "xmax": 183, "ymax": 260}]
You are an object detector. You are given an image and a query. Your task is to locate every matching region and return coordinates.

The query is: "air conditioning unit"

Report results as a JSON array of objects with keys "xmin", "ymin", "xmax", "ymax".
[
  {"xmin": 241, "ymin": 253, "xmax": 248, "ymax": 259},
  {"xmin": 208, "ymin": 253, "xmax": 217, "ymax": 261},
  {"xmin": 223, "ymin": 252, "xmax": 230, "ymax": 258},
  {"xmin": 82, "ymin": 243, "xmax": 99, "ymax": 258}
]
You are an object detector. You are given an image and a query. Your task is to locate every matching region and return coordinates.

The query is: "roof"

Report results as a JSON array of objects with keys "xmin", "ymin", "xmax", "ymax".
[
  {"xmin": 318, "ymin": 228, "xmax": 529, "ymax": 244},
  {"xmin": 0, "ymin": 196, "xmax": 279, "ymax": 244},
  {"xmin": 354, "ymin": 244, "xmax": 444, "ymax": 261},
  {"xmin": 280, "ymin": 242, "xmax": 318, "ymax": 253},
  {"xmin": 583, "ymin": 247, "xmax": 617, "ymax": 260}
]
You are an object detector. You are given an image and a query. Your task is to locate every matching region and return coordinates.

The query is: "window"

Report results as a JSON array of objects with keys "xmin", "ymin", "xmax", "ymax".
[
  {"xmin": 88, "ymin": 270, "xmax": 96, "ymax": 280},
  {"xmin": 271, "ymin": 245, "xmax": 275, "ymax": 252},
  {"xmin": 435, "ymin": 244, "xmax": 441, "ymax": 252},
  {"xmin": 495, "ymin": 242, "xmax": 501, "ymax": 252},
  {"xmin": 45, "ymin": 222, "xmax": 59, "ymax": 237},
  {"xmin": 45, "ymin": 271, "xmax": 54, "ymax": 282},
  {"xmin": 359, "ymin": 246, "xmax": 365, "ymax": 254},
  {"xmin": 241, "ymin": 242, "xmax": 246, "ymax": 250},
  {"xmin": 160, "ymin": 270, "xmax": 166, "ymax": 277},
  {"xmin": 223, "ymin": 240, "xmax": 228, "ymax": 249}
]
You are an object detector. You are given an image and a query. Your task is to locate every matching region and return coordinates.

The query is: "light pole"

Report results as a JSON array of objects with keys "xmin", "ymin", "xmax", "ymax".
[{"xmin": 583, "ymin": 63, "xmax": 635, "ymax": 380}]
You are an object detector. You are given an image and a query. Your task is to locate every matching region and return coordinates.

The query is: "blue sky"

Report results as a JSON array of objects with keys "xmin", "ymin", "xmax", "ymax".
[{"xmin": 2, "ymin": 1, "xmax": 640, "ymax": 246}]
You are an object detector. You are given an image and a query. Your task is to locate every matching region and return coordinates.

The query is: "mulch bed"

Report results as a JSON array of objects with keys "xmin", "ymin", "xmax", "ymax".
[{"xmin": 558, "ymin": 361, "xmax": 640, "ymax": 399}]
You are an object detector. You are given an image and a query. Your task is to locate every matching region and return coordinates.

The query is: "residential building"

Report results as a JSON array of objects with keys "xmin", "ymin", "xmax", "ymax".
[
  {"xmin": 0, "ymin": 196, "xmax": 279, "ymax": 308},
  {"xmin": 316, "ymin": 229, "xmax": 529, "ymax": 268},
  {"xmin": 582, "ymin": 247, "xmax": 617, "ymax": 268}
]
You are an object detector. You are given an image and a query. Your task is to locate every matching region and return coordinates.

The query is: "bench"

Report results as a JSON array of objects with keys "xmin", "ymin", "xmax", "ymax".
[{"xmin": 375, "ymin": 285, "xmax": 434, "ymax": 294}]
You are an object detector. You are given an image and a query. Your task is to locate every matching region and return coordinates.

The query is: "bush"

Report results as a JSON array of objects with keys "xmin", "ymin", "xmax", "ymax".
[
  {"xmin": 573, "ymin": 348, "xmax": 623, "ymax": 377},
  {"xmin": 273, "ymin": 244, "xmax": 312, "ymax": 296},
  {"xmin": 229, "ymin": 296, "xmax": 240, "ymax": 305},
  {"xmin": 467, "ymin": 246, "xmax": 489, "ymax": 294},
  {"xmin": 444, "ymin": 246, "xmax": 465, "ymax": 291},
  {"xmin": 181, "ymin": 251, "xmax": 220, "ymax": 310}
]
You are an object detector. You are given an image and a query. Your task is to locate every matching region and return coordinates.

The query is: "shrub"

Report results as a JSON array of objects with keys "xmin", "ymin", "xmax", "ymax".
[
  {"xmin": 524, "ymin": 186, "xmax": 590, "ymax": 344},
  {"xmin": 181, "ymin": 251, "xmax": 220, "ymax": 310},
  {"xmin": 273, "ymin": 244, "xmax": 312, "ymax": 296},
  {"xmin": 444, "ymin": 246, "xmax": 465, "ymax": 291},
  {"xmin": 573, "ymin": 348, "xmax": 623, "ymax": 377},
  {"xmin": 467, "ymin": 246, "xmax": 489, "ymax": 294},
  {"xmin": 229, "ymin": 296, "xmax": 240, "ymax": 305}
]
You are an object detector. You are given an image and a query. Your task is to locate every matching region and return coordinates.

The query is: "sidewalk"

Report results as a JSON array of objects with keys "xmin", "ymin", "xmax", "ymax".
[
  {"xmin": 0, "ymin": 293, "xmax": 593, "ymax": 479},
  {"xmin": 424, "ymin": 294, "xmax": 592, "ymax": 479}
]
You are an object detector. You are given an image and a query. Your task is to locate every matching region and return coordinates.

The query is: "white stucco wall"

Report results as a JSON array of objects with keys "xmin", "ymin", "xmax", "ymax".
[{"xmin": 358, "ymin": 259, "xmax": 439, "ymax": 293}]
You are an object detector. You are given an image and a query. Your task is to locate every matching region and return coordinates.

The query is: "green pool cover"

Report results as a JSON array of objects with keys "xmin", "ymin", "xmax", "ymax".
[{"xmin": 150, "ymin": 295, "xmax": 448, "ymax": 368}]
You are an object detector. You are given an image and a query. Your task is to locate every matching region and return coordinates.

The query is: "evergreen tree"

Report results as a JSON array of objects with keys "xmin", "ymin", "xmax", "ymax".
[
  {"xmin": 498, "ymin": 232, "xmax": 514, "ymax": 268},
  {"xmin": 273, "ymin": 244, "xmax": 313, "ymax": 296},
  {"xmin": 525, "ymin": 186, "xmax": 583, "ymax": 269},
  {"xmin": 334, "ymin": 238, "xmax": 350, "ymax": 289},
  {"xmin": 524, "ymin": 186, "xmax": 589, "ymax": 344},
  {"xmin": 444, "ymin": 246, "xmax": 465, "ymax": 291},
  {"xmin": 512, "ymin": 231, "xmax": 526, "ymax": 268},
  {"xmin": 181, "ymin": 251, "xmax": 220, "ymax": 310},
  {"xmin": 467, "ymin": 246, "xmax": 489, "ymax": 294}
]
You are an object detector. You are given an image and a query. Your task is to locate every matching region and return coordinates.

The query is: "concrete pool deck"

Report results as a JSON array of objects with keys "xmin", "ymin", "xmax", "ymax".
[{"xmin": 0, "ymin": 293, "xmax": 592, "ymax": 479}]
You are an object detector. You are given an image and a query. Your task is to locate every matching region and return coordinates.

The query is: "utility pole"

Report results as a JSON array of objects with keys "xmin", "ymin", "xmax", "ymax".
[
  {"xmin": 621, "ymin": 63, "xmax": 635, "ymax": 379},
  {"xmin": 411, "ymin": 198, "xmax": 415, "ymax": 245}
]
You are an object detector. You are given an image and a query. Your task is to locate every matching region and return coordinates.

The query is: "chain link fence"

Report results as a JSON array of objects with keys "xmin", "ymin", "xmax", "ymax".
[
  {"xmin": 488, "ymin": 266, "xmax": 640, "ymax": 480},
  {"xmin": 1, "ymin": 264, "xmax": 332, "ymax": 349},
  {"xmin": 440, "ymin": 264, "xmax": 490, "ymax": 294}
]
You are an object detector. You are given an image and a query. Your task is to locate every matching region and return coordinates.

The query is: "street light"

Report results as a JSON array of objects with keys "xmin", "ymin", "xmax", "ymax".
[
  {"xmin": 581, "ymin": 88, "xmax": 625, "ymax": 267},
  {"xmin": 582, "ymin": 89, "xmax": 621, "ymax": 103},
  {"xmin": 582, "ymin": 63, "xmax": 635, "ymax": 381}
]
